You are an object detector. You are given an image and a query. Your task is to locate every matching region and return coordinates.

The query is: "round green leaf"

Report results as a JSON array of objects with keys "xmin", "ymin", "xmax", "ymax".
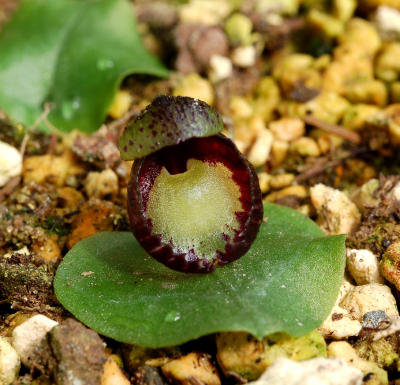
[
  {"xmin": 0, "ymin": 0, "xmax": 168, "ymax": 133},
  {"xmin": 54, "ymin": 203, "xmax": 345, "ymax": 348}
]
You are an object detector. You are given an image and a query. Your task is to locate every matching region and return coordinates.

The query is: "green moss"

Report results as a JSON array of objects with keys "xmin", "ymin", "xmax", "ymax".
[
  {"xmin": 355, "ymin": 337, "xmax": 399, "ymax": 370},
  {"xmin": 0, "ymin": 262, "xmax": 53, "ymax": 306},
  {"xmin": 43, "ymin": 216, "xmax": 69, "ymax": 236}
]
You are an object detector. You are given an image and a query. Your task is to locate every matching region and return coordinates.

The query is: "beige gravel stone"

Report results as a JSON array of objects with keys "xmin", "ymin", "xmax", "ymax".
[
  {"xmin": 84, "ymin": 169, "xmax": 119, "ymax": 199},
  {"xmin": 258, "ymin": 172, "xmax": 271, "ymax": 194},
  {"xmin": 230, "ymin": 96, "xmax": 253, "ymax": 120},
  {"xmin": 346, "ymin": 249, "xmax": 384, "ymax": 285},
  {"xmin": 328, "ymin": 341, "xmax": 388, "ymax": 385},
  {"xmin": 162, "ymin": 352, "xmax": 221, "ymax": 385},
  {"xmin": 173, "ymin": 73, "xmax": 215, "ymax": 105},
  {"xmin": 310, "ymin": 184, "xmax": 361, "ymax": 235},
  {"xmin": 375, "ymin": 5, "xmax": 400, "ymax": 38},
  {"xmin": 335, "ymin": 278, "xmax": 355, "ymax": 306},
  {"xmin": 269, "ymin": 173, "xmax": 295, "ymax": 190},
  {"xmin": 376, "ymin": 42, "xmax": 400, "ymax": 82},
  {"xmin": 231, "ymin": 45, "xmax": 256, "ymax": 68},
  {"xmin": 101, "ymin": 357, "xmax": 130, "ymax": 385},
  {"xmin": 247, "ymin": 129, "xmax": 273, "ymax": 168},
  {"xmin": 340, "ymin": 283, "xmax": 398, "ymax": 321},
  {"xmin": 290, "ymin": 137, "xmax": 320, "ymax": 157},
  {"xmin": 108, "ymin": 90, "xmax": 132, "ymax": 120},
  {"xmin": 23, "ymin": 150, "xmax": 85, "ymax": 187},
  {"xmin": 319, "ymin": 305, "xmax": 362, "ymax": 339},
  {"xmin": 208, "ymin": 54, "xmax": 232, "ymax": 83},
  {"xmin": 247, "ymin": 357, "xmax": 363, "ymax": 385},
  {"xmin": 0, "ymin": 141, "xmax": 22, "ymax": 187},
  {"xmin": 351, "ymin": 178, "xmax": 380, "ymax": 212},
  {"xmin": 389, "ymin": 181, "xmax": 400, "ymax": 201},
  {"xmin": 270, "ymin": 140, "xmax": 289, "ymax": 167},
  {"xmin": 179, "ymin": 0, "xmax": 231, "ymax": 24},
  {"xmin": 265, "ymin": 185, "xmax": 307, "ymax": 202},
  {"xmin": 0, "ymin": 336, "xmax": 20, "ymax": 385},
  {"xmin": 269, "ymin": 118, "xmax": 305, "ymax": 142},
  {"xmin": 12, "ymin": 314, "xmax": 58, "ymax": 368}
]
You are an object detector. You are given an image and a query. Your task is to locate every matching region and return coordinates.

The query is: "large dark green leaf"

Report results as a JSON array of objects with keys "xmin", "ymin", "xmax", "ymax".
[
  {"xmin": 0, "ymin": 0, "xmax": 168, "ymax": 133},
  {"xmin": 54, "ymin": 203, "xmax": 345, "ymax": 348}
]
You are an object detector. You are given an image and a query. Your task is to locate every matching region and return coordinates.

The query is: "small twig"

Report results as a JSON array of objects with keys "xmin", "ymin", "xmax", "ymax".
[
  {"xmin": 304, "ymin": 115, "xmax": 361, "ymax": 144},
  {"xmin": 295, "ymin": 148, "xmax": 370, "ymax": 183},
  {"xmin": 19, "ymin": 132, "xmax": 29, "ymax": 159},
  {"xmin": 47, "ymin": 133, "xmax": 58, "ymax": 155},
  {"xmin": 0, "ymin": 176, "xmax": 21, "ymax": 202},
  {"xmin": 108, "ymin": 108, "xmax": 139, "ymax": 135},
  {"xmin": 31, "ymin": 102, "xmax": 52, "ymax": 131},
  {"xmin": 295, "ymin": 159, "xmax": 342, "ymax": 183},
  {"xmin": 20, "ymin": 102, "xmax": 53, "ymax": 158}
]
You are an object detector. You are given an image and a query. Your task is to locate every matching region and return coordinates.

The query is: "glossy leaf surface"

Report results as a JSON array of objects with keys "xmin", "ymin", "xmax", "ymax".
[
  {"xmin": 54, "ymin": 203, "xmax": 345, "ymax": 348},
  {"xmin": 0, "ymin": 0, "xmax": 168, "ymax": 133}
]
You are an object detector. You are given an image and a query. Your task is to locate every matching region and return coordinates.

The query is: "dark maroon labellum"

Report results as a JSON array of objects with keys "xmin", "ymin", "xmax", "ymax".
[{"xmin": 127, "ymin": 134, "xmax": 263, "ymax": 273}]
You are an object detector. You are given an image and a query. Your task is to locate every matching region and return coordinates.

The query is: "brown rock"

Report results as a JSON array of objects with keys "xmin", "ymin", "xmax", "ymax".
[
  {"xmin": 48, "ymin": 318, "xmax": 107, "ymax": 385},
  {"xmin": 67, "ymin": 198, "xmax": 127, "ymax": 249},
  {"xmin": 189, "ymin": 26, "xmax": 229, "ymax": 68},
  {"xmin": 136, "ymin": 2, "xmax": 178, "ymax": 30},
  {"xmin": 174, "ymin": 24, "xmax": 229, "ymax": 74},
  {"xmin": 134, "ymin": 365, "xmax": 166, "ymax": 385},
  {"xmin": 72, "ymin": 126, "xmax": 121, "ymax": 169}
]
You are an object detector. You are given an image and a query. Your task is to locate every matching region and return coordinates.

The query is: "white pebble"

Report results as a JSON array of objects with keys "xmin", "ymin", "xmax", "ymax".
[
  {"xmin": 0, "ymin": 336, "xmax": 20, "ymax": 385},
  {"xmin": 335, "ymin": 278, "xmax": 354, "ymax": 306},
  {"xmin": 340, "ymin": 283, "xmax": 399, "ymax": 321},
  {"xmin": 231, "ymin": 45, "xmax": 256, "ymax": 68},
  {"xmin": 310, "ymin": 184, "xmax": 361, "ymax": 235},
  {"xmin": 247, "ymin": 129, "xmax": 273, "ymax": 167},
  {"xmin": 346, "ymin": 249, "xmax": 384, "ymax": 285},
  {"xmin": 248, "ymin": 357, "xmax": 363, "ymax": 385},
  {"xmin": 0, "ymin": 141, "xmax": 22, "ymax": 187},
  {"xmin": 375, "ymin": 6, "xmax": 400, "ymax": 35},
  {"xmin": 208, "ymin": 54, "xmax": 233, "ymax": 83},
  {"xmin": 12, "ymin": 314, "xmax": 58, "ymax": 367}
]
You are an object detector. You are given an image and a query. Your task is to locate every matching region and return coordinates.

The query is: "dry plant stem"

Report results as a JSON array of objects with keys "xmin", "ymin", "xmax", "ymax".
[
  {"xmin": 5, "ymin": 103, "xmax": 54, "ymax": 203},
  {"xmin": 304, "ymin": 115, "xmax": 361, "ymax": 144},
  {"xmin": 295, "ymin": 148, "xmax": 370, "ymax": 183},
  {"xmin": 108, "ymin": 108, "xmax": 139, "ymax": 136},
  {"xmin": 48, "ymin": 133, "xmax": 58, "ymax": 155},
  {"xmin": 295, "ymin": 159, "xmax": 343, "ymax": 183},
  {"xmin": 0, "ymin": 176, "xmax": 21, "ymax": 202},
  {"xmin": 20, "ymin": 102, "xmax": 53, "ymax": 158}
]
